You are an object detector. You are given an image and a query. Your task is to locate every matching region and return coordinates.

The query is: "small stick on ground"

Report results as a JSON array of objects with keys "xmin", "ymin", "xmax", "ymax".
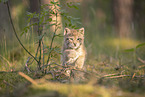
[
  {"xmin": 106, "ymin": 75, "xmax": 145, "ymax": 79},
  {"xmin": 103, "ymin": 73, "xmax": 119, "ymax": 77},
  {"xmin": 138, "ymin": 57, "xmax": 145, "ymax": 64},
  {"xmin": 103, "ymin": 70, "xmax": 125, "ymax": 77},
  {"xmin": 18, "ymin": 72, "xmax": 38, "ymax": 85}
]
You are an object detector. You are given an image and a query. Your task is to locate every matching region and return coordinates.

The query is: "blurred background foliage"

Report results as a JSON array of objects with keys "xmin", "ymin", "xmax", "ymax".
[
  {"xmin": 0, "ymin": 0, "xmax": 145, "ymax": 69},
  {"xmin": 0, "ymin": 0, "xmax": 145, "ymax": 70}
]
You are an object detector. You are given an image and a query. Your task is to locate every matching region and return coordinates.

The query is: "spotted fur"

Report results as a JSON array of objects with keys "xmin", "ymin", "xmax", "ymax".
[{"xmin": 62, "ymin": 28, "xmax": 86, "ymax": 69}]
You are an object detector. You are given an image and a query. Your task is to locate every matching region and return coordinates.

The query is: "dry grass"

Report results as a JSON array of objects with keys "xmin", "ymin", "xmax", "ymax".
[{"xmin": 0, "ymin": 36, "xmax": 145, "ymax": 97}]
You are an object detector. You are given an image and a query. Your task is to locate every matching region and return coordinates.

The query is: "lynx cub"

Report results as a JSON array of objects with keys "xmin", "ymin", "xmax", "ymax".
[{"xmin": 62, "ymin": 28, "xmax": 86, "ymax": 69}]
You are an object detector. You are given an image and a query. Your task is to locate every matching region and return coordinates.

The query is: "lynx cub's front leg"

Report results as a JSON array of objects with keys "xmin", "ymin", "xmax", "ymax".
[
  {"xmin": 62, "ymin": 27, "xmax": 86, "ymax": 69},
  {"xmin": 63, "ymin": 50, "xmax": 79, "ymax": 65}
]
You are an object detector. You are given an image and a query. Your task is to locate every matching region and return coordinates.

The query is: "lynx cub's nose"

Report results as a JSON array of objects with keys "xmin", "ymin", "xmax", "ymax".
[{"xmin": 74, "ymin": 43, "xmax": 76, "ymax": 46}]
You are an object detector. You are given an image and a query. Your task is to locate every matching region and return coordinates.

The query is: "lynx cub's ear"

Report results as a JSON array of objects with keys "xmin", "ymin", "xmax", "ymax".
[
  {"xmin": 79, "ymin": 27, "xmax": 84, "ymax": 34},
  {"xmin": 64, "ymin": 28, "xmax": 71, "ymax": 35}
]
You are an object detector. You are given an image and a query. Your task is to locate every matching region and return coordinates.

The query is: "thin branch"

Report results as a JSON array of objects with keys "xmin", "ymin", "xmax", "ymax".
[
  {"xmin": 42, "ymin": 41, "xmax": 45, "ymax": 72},
  {"xmin": 6, "ymin": 2, "xmax": 39, "ymax": 64},
  {"xmin": 25, "ymin": 57, "xmax": 31, "ymax": 73},
  {"xmin": 46, "ymin": 12, "xmax": 58, "ymax": 65},
  {"xmin": 46, "ymin": 4, "xmax": 59, "ymax": 66},
  {"xmin": 37, "ymin": 0, "xmax": 42, "ymax": 70}
]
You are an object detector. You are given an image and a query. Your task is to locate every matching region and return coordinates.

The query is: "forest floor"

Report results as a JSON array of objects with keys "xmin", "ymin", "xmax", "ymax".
[{"xmin": 0, "ymin": 37, "xmax": 145, "ymax": 97}]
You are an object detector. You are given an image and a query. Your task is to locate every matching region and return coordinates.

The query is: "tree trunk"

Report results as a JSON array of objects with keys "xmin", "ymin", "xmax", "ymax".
[
  {"xmin": 29, "ymin": 0, "xmax": 39, "ymax": 34},
  {"xmin": 29, "ymin": 0, "xmax": 39, "ymax": 13},
  {"xmin": 113, "ymin": 0, "xmax": 133, "ymax": 38},
  {"xmin": 133, "ymin": 0, "xmax": 145, "ymax": 39},
  {"xmin": 0, "ymin": 1, "xmax": 13, "ymax": 40}
]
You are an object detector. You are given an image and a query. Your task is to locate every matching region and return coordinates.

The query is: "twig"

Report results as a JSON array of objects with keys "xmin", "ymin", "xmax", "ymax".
[
  {"xmin": 106, "ymin": 75, "xmax": 144, "ymax": 79},
  {"xmin": 42, "ymin": 41, "xmax": 45, "ymax": 72},
  {"xmin": 28, "ymin": 44, "xmax": 40, "ymax": 65},
  {"xmin": 25, "ymin": 57, "xmax": 31, "ymax": 73},
  {"xmin": 103, "ymin": 70, "xmax": 125, "ymax": 77},
  {"xmin": 138, "ymin": 57, "xmax": 145, "ymax": 64},
  {"xmin": 6, "ymin": 2, "xmax": 39, "ymax": 64},
  {"xmin": 103, "ymin": 73, "xmax": 119, "ymax": 77},
  {"xmin": 103, "ymin": 70, "xmax": 144, "ymax": 79},
  {"xmin": 137, "ymin": 58, "xmax": 145, "ymax": 68},
  {"xmin": 18, "ymin": 72, "xmax": 38, "ymax": 85},
  {"xmin": 138, "ymin": 65, "xmax": 145, "ymax": 68},
  {"xmin": 37, "ymin": 0, "xmax": 42, "ymax": 70},
  {"xmin": 107, "ymin": 75, "xmax": 130, "ymax": 78},
  {"xmin": 131, "ymin": 73, "xmax": 136, "ymax": 80}
]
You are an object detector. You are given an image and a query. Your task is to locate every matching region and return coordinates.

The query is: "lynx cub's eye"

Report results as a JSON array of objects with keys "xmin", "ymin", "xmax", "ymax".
[
  {"xmin": 66, "ymin": 38, "xmax": 69, "ymax": 40},
  {"xmin": 66, "ymin": 38, "xmax": 73, "ymax": 41},
  {"xmin": 77, "ymin": 38, "xmax": 82, "ymax": 41}
]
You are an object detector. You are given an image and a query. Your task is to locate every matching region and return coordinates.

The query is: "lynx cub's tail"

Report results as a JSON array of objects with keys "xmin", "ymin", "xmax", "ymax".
[{"xmin": 62, "ymin": 28, "xmax": 86, "ymax": 69}]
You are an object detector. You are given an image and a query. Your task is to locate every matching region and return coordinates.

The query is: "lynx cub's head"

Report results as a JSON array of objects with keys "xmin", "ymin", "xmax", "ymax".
[{"xmin": 64, "ymin": 28, "xmax": 84, "ymax": 49}]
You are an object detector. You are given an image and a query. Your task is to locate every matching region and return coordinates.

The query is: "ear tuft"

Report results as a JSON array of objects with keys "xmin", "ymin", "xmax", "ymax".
[
  {"xmin": 79, "ymin": 27, "xmax": 85, "ymax": 34},
  {"xmin": 64, "ymin": 28, "xmax": 70, "ymax": 35}
]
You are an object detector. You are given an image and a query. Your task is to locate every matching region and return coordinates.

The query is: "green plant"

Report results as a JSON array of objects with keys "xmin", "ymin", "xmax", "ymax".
[
  {"xmin": 4, "ymin": 0, "xmax": 81, "ymax": 73},
  {"xmin": 124, "ymin": 42, "xmax": 145, "ymax": 63}
]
